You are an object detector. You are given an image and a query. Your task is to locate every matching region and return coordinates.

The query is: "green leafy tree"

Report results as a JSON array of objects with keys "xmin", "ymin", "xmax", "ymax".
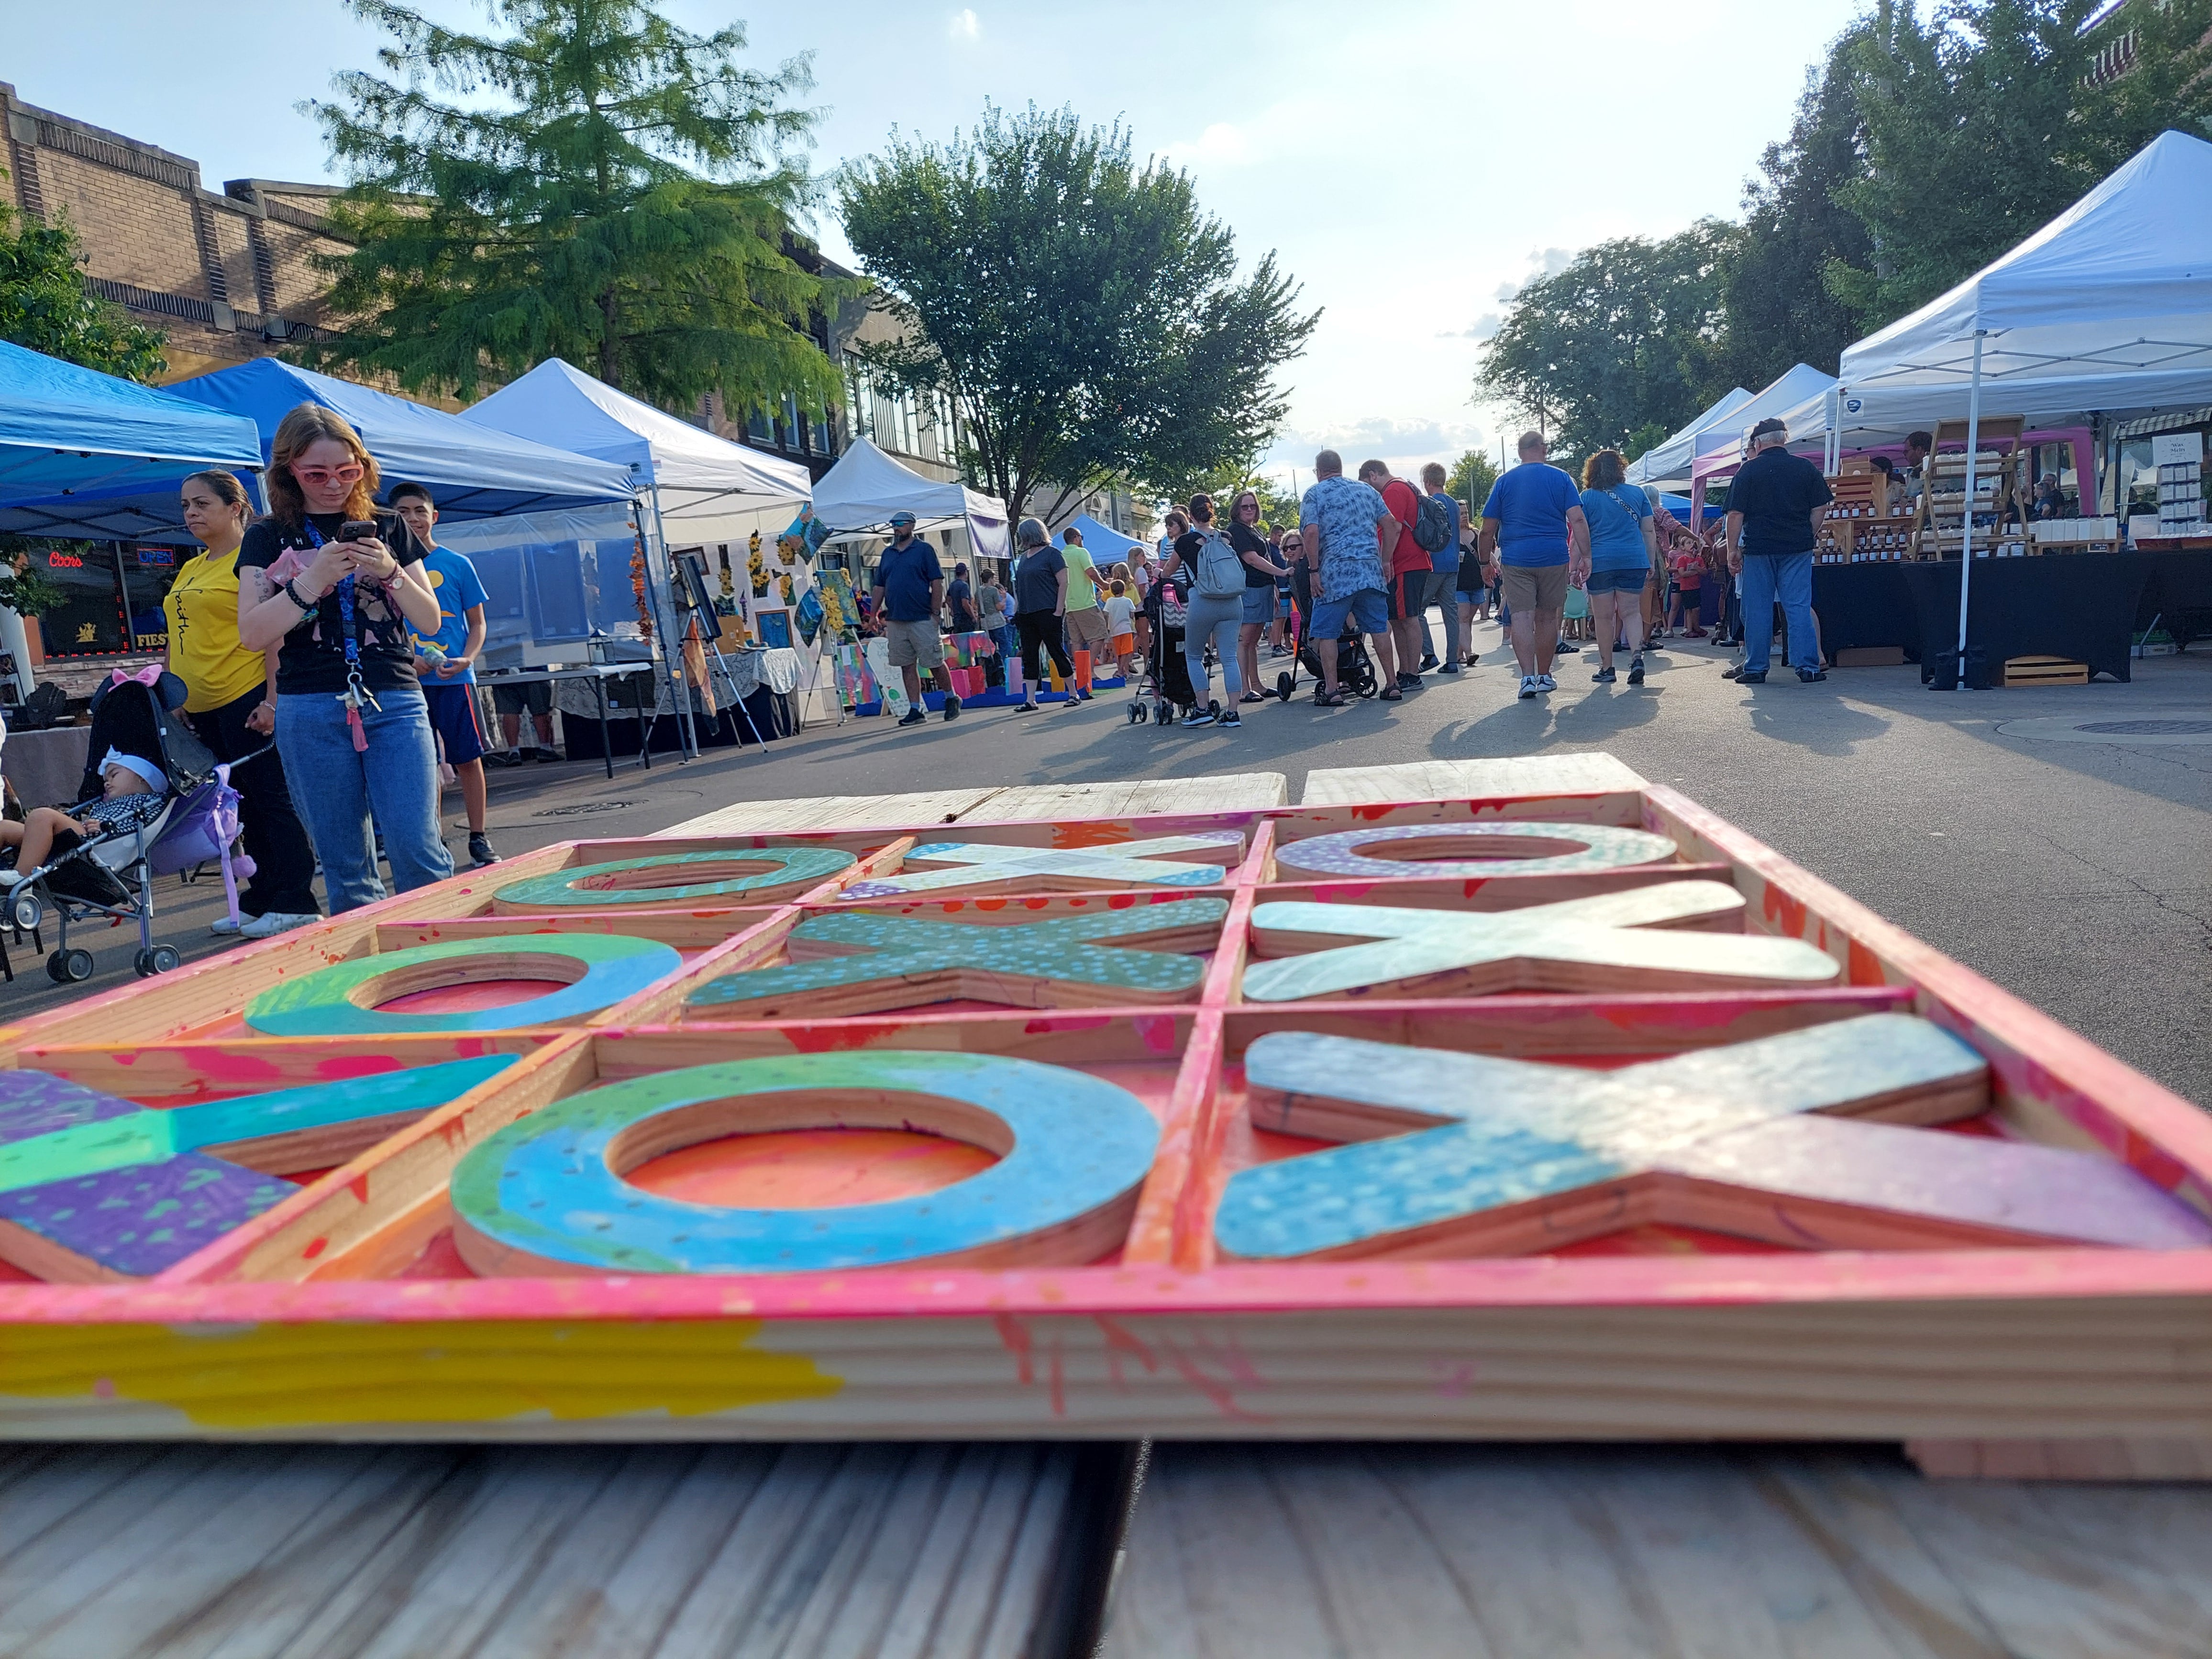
[
  {"xmin": 1446, "ymin": 450, "xmax": 1499, "ymax": 512},
  {"xmin": 303, "ymin": 0, "xmax": 841, "ymax": 412},
  {"xmin": 0, "ymin": 186, "xmax": 166, "ymax": 381},
  {"xmin": 839, "ymin": 103, "xmax": 1318, "ymax": 522},
  {"xmin": 1477, "ymin": 221, "xmax": 1734, "ymax": 460}
]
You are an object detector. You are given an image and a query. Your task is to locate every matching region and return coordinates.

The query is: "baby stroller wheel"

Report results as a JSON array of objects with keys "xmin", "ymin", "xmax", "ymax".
[
  {"xmin": 1275, "ymin": 670, "xmax": 1294, "ymax": 702},
  {"xmin": 48, "ymin": 948, "xmax": 95, "ymax": 983},
  {"xmin": 10, "ymin": 889, "xmax": 42, "ymax": 934},
  {"xmin": 134, "ymin": 945, "xmax": 180, "ymax": 977},
  {"xmin": 1127, "ymin": 699, "xmax": 1147, "ymax": 725}
]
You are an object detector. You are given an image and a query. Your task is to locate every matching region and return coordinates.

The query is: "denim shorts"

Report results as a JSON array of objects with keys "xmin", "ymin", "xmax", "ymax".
[
  {"xmin": 1583, "ymin": 565, "xmax": 1650, "ymax": 595},
  {"xmin": 1241, "ymin": 585, "xmax": 1275, "ymax": 626},
  {"xmin": 1310, "ymin": 586, "xmax": 1389, "ymax": 638}
]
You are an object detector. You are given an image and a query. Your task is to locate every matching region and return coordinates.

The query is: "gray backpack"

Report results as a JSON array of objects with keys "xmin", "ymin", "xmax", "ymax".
[{"xmin": 1193, "ymin": 528, "xmax": 1245, "ymax": 599}]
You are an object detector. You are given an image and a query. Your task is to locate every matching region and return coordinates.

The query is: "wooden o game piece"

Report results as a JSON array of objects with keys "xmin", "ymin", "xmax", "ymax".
[
  {"xmin": 686, "ymin": 899, "xmax": 1228, "ymax": 1018},
  {"xmin": 449, "ymin": 1051, "xmax": 1161, "ymax": 1276},
  {"xmin": 1272, "ymin": 821, "xmax": 1679, "ymax": 881},
  {"xmin": 1242, "ymin": 882, "xmax": 1840, "ymax": 1001},
  {"xmin": 244, "ymin": 934, "xmax": 681, "ymax": 1037},
  {"xmin": 0, "ymin": 1058, "xmax": 515, "ymax": 1281},
  {"xmin": 492, "ymin": 847, "xmax": 856, "ymax": 913},
  {"xmin": 841, "ymin": 831, "xmax": 1243, "ymax": 900},
  {"xmin": 1214, "ymin": 1020, "xmax": 2209, "ymax": 1261}
]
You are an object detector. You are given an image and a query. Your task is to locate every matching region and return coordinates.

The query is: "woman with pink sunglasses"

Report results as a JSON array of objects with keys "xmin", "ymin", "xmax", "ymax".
[{"xmin": 236, "ymin": 404, "xmax": 450, "ymax": 912}]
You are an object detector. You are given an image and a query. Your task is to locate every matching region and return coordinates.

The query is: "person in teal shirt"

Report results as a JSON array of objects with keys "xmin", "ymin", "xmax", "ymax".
[{"xmin": 1575, "ymin": 449, "xmax": 1656, "ymax": 686}]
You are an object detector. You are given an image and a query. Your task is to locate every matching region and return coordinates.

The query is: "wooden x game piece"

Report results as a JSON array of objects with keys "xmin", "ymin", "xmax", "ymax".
[
  {"xmin": 1272, "ymin": 820, "xmax": 1680, "ymax": 881},
  {"xmin": 1242, "ymin": 882, "xmax": 1841, "ymax": 1001},
  {"xmin": 841, "ymin": 831, "xmax": 1244, "ymax": 899},
  {"xmin": 688, "ymin": 899, "xmax": 1229, "ymax": 1018},
  {"xmin": 1214, "ymin": 1019, "xmax": 2212, "ymax": 1261}
]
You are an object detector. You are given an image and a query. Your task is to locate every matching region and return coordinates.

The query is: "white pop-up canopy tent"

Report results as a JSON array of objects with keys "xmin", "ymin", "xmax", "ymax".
[
  {"xmin": 1687, "ymin": 364, "xmax": 1837, "ymax": 485},
  {"xmin": 463, "ymin": 357, "xmax": 812, "ymax": 538},
  {"xmin": 1625, "ymin": 385, "xmax": 1754, "ymax": 488},
  {"xmin": 1777, "ymin": 130, "xmax": 2212, "ymax": 453},
  {"xmin": 1777, "ymin": 129, "xmax": 2212, "ymax": 683},
  {"xmin": 811, "ymin": 437, "xmax": 1010, "ymax": 558}
]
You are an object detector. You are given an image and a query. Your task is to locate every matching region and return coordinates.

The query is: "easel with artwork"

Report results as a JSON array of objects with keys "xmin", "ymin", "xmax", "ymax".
[{"xmin": 0, "ymin": 761, "xmax": 2207, "ymax": 1484}]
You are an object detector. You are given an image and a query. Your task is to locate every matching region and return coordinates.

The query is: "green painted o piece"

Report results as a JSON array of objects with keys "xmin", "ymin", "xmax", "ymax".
[
  {"xmin": 493, "ymin": 848, "xmax": 856, "ymax": 910},
  {"xmin": 243, "ymin": 933, "xmax": 682, "ymax": 1036}
]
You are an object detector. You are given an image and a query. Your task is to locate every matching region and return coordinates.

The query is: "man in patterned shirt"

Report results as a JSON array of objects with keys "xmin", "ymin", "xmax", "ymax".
[{"xmin": 1297, "ymin": 450, "xmax": 1400, "ymax": 706}]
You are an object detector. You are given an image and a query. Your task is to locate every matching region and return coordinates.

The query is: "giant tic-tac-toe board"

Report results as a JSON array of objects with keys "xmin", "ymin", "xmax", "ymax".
[{"xmin": 1, "ymin": 766, "xmax": 2209, "ymax": 1463}]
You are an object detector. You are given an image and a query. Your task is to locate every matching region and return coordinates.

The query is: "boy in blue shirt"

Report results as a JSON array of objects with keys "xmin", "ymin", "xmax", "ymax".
[{"xmin": 392, "ymin": 483, "xmax": 498, "ymax": 867}]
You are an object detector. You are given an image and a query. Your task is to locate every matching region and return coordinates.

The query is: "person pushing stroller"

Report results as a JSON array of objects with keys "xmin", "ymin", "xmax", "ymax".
[{"xmin": 0, "ymin": 750, "xmax": 167, "ymax": 887}]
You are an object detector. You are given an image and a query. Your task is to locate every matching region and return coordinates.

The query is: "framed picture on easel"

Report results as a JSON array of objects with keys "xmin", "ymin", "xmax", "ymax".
[{"xmin": 756, "ymin": 608, "xmax": 792, "ymax": 650}]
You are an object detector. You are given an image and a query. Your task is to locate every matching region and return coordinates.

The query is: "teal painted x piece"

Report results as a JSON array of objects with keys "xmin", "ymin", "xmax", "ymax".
[
  {"xmin": 688, "ymin": 898, "xmax": 1232, "ymax": 1018},
  {"xmin": 1214, "ymin": 1016, "xmax": 1994, "ymax": 1261}
]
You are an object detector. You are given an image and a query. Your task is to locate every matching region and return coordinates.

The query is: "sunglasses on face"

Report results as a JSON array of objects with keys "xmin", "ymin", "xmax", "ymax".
[{"xmin": 292, "ymin": 464, "xmax": 365, "ymax": 487}]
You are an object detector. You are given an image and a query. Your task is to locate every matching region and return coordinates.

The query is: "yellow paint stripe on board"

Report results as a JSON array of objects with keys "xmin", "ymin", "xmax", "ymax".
[{"xmin": 0, "ymin": 1320, "xmax": 841, "ymax": 1430}]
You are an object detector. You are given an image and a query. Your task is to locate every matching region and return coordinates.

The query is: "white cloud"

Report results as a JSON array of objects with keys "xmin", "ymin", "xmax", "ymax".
[
  {"xmin": 1163, "ymin": 121, "xmax": 1257, "ymax": 168},
  {"xmin": 1266, "ymin": 417, "xmax": 1487, "ymax": 471},
  {"xmin": 1438, "ymin": 313, "xmax": 1502, "ymax": 341},
  {"xmin": 948, "ymin": 8, "xmax": 980, "ymax": 39}
]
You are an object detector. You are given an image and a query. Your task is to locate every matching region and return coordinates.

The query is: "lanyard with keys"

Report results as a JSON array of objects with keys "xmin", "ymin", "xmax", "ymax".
[{"xmin": 301, "ymin": 520, "xmax": 379, "ymax": 751}]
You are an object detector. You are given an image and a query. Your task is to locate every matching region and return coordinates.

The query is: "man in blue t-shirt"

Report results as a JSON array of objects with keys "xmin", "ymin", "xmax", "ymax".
[
  {"xmin": 1479, "ymin": 432, "xmax": 1590, "ymax": 698},
  {"xmin": 1723, "ymin": 417, "xmax": 1833, "ymax": 684},
  {"xmin": 392, "ymin": 483, "xmax": 498, "ymax": 868},
  {"xmin": 871, "ymin": 510, "xmax": 962, "ymax": 727}
]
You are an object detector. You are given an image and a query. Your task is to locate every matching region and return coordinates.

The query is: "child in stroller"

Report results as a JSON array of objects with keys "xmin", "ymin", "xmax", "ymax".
[
  {"xmin": 1128, "ymin": 564, "xmax": 1204, "ymax": 727},
  {"xmin": 0, "ymin": 750, "xmax": 166, "ymax": 887}
]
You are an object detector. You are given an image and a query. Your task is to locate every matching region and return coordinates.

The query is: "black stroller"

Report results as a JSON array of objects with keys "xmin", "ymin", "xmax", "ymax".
[
  {"xmin": 5, "ymin": 671, "xmax": 217, "ymax": 981},
  {"xmin": 1128, "ymin": 569, "xmax": 1205, "ymax": 728},
  {"xmin": 1282, "ymin": 605, "xmax": 1380, "ymax": 701}
]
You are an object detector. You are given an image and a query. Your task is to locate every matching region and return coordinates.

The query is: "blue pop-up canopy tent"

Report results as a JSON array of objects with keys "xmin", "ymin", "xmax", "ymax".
[
  {"xmin": 1066, "ymin": 513, "xmax": 1146, "ymax": 562},
  {"xmin": 0, "ymin": 339, "xmax": 266, "ymax": 542},
  {"xmin": 165, "ymin": 358, "xmax": 637, "ymax": 520}
]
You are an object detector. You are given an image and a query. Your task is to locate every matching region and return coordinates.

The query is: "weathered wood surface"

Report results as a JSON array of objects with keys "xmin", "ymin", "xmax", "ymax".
[
  {"xmin": 0, "ymin": 1440, "xmax": 1126, "ymax": 1659},
  {"xmin": 1300, "ymin": 755, "xmax": 1648, "ymax": 806},
  {"xmin": 659, "ymin": 773, "xmax": 1288, "ymax": 838},
  {"xmin": 1101, "ymin": 1441, "xmax": 2212, "ymax": 1659}
]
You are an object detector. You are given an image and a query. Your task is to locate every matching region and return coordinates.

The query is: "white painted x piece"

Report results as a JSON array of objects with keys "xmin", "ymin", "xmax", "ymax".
[
  {"xmin": 1241, "ymin": 881, "xmax": 1842, "ymax": 1001},
  {"xmin": 843, "ymin": 832, "xmax": 1244, "ymax": 899}
]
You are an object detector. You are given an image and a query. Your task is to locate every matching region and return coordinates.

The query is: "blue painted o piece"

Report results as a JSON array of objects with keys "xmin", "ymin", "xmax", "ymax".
[
  {"xmin": 243, "ymin": 934, "xmax": 682, "ymax": 1036},
  {"xmin": 448, "ymin": 1051, "xmax": 1161, "ymax": 1275}
]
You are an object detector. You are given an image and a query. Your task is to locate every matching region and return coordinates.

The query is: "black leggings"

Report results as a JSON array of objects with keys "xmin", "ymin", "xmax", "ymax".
[
  {"xmin": 1015, "ymin": 610, "xmax": 1072, "ymax": 689},
  {"xmin": 188, "ymin": 683, "xmax": 320, "ymax": 917}
]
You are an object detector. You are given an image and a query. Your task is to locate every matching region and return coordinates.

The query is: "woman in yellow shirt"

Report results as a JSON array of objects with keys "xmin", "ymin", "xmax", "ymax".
[{"xmin": 167, "ymin": 471, "xmax": 320, "ymax": 938}]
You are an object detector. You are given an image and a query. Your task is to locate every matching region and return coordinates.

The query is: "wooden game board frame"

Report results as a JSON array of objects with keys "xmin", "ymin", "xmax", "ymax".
[{"xmin": 0, "ymin": 782, "xmax": 2208, "ymax": 1463}]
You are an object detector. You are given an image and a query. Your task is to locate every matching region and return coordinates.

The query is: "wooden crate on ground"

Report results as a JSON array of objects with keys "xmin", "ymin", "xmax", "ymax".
[
  {"xmin": 0, "ymin": 758, "xmax": 2207, "ymax": 1470},
  {"xmin": 2003, "ymin": 654, "xmax": 2091, "ymax": 686}
]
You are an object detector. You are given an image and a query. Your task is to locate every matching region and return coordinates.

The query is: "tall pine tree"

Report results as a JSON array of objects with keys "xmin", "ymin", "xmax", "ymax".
[{"xmin": 305, "ymin": 0, "xmax": 842, "ymax": 414}]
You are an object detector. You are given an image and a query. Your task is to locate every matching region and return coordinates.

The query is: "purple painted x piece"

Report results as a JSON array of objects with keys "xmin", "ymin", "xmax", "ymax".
[
  {"xmin": 0, "ymin": 1069, "xmax": 141, "ymax": 1144},
  {"xmin": 0, "ymin": 1154, "xmax": 297, "ymax": 1278}
]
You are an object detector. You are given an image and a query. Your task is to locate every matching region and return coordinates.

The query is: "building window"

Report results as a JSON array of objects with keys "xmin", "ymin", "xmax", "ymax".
[
  {"xmin": 782, "ymin": 393, "xmax": 802, "ymax": 452},
  {"xmin": 812, "ymin": 404, "xmax": 832, "ymax": 456},
  {"xmin": 746, "ymin": 405, "xmax": 773, "ymax": 444}
]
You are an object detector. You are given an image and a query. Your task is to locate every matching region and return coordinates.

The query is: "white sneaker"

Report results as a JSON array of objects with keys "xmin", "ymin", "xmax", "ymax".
[
  {"xmin": 1518, "ymin": 675, "xmax": 1538, "ymax": 700},
  {"xmin": 0, "ymin": 870, "xmax": 24, "ymax": 889},
  {"xmin": 240, "ymin": 910, "xmax": 320, "ymax": 940},
  {"xmin": 1535, "ymin": 673, "xmax": 1558, "ymax": 692},
  {"xmin": 210, "ymin": 913, "xmax": 243, "ymax": 936}
]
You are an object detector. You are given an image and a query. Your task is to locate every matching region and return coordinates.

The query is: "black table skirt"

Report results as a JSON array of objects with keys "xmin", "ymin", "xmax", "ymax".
[
  {"xmin": 563, "ymin": 686, "xmax": 796, "ymax": 757},
  {"xmin": 1812, "ymin": 564, "xmax": 1922, "ymax": 663},
  {"xmin": 1902, "ymin": 553, "xmax": 2151, "ymax": 689},
  {"xmin": 2135, "ymin": 550, "xmax": 2212, "ymax": 647}
]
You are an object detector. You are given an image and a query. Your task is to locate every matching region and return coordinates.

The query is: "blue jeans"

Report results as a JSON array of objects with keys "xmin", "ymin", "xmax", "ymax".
[
  {"xmin": 276, "ymin": 683, "xmax": 453, "ymax": 913},
  {"xmin": 1183, "ymin": 592, "xmax": 1244, "ymax": 704},
  {"xmin": 1740, "ymin": 553, "xmax": 1817, "ymax": 674}
]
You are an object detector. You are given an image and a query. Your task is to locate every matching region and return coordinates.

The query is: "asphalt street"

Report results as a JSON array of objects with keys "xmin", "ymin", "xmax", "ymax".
[{"xmin": 13, "ymin": 620, "xmax": 2209, "ymax": 1108}]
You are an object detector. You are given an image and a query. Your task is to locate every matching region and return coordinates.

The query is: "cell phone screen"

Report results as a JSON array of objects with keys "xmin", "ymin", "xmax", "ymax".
[{"xmin": 339, "ymin": 521, "xmax": 378, "ymax": 542}]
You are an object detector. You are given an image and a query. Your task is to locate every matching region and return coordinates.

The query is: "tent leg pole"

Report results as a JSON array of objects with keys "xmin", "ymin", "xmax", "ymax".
[
  {"xmin": 1954, "ymin": 332, "xmax": 1985, "ymax": 692},
  {"xmin": 647, "ymin": 487, "xmax": 698, "ymax": 760}
]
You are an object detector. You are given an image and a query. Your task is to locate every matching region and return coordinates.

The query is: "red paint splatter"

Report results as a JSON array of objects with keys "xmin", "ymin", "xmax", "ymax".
[
  {"xmin": 301, "ymin": 1237, "xmax": 328, "ymax": 1260},
  {"xmin": 1022, "ymin": 897, "xmax": 1049, "ymax": 910},
  {"xmin": 1130, "ymin": 1016, "xmax": 1178, "ymax": 1055},
  {"xmin": 1349, "ymin": 805, "xmax": 1394, "ymax": 821},
  {"xmin": 345, "ymin": 1174, "xmax": 372, "ymax": 1205},
  {"xmin": 1107, "ymin": 893, "xmax": 1136, "ymax": 909},
  {"xmin": 1760, "ymin": 883, "xmax": 1809, "ymax": 940},
  {"xmin": 112, "ymin": 1053, "xmax": 138, "ymax": 1067},
  {"xmin": 314, "ymin": 1057, "xmax": 403, "ymax": 1081},
  {"xmin": 994, "ymin": 1313, "xmax": 1034, "ymax": 1384},
  {"xmin": 1847, "ymin": 940, "xmax": 1886, "ymax": 987},
  {"xmin": 1094, "ymin": 1316, "xmax": 1158, "ymax": 1372},
  {"xmin": 975, "ymin": 899, "xmax": 1007, "ymax": 912},
  {"xmin": 1157, "ymin": 1336, "xmax": 1264, "ymax": 1421},
  {"xmin": 784, "ymin": 1023, "xmax": 900, "ymax": 1052}
]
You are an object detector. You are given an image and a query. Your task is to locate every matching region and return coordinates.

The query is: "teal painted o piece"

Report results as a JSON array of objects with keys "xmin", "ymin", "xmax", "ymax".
[
  {"xmin": 243, "ymin": 934, "xmax": 682, "ymax": 1036},
  {"xmin": 448, "ymin": 1051, "xmax": 1161, "ymax": 1275},
  {"xmin": 493, "ymin": 848, "xmax": 855, "ymax": 910}
]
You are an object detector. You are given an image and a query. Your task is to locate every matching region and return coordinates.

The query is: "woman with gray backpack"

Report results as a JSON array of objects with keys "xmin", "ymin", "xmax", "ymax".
[{"xmin": 1160, "ymin": 493, "xmax": 1248, "ymax": 727}]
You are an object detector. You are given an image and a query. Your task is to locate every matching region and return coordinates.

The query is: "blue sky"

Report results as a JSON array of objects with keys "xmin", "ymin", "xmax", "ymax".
[{"xmin": 11, "ymin": 0, "xmax": 1868, "ymax": 484}]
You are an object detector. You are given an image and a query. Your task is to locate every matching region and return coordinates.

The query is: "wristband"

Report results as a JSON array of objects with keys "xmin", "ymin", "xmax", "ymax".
[{"xmin": 283, "ymin": 579, "xmax": 316, "ymax": 611}]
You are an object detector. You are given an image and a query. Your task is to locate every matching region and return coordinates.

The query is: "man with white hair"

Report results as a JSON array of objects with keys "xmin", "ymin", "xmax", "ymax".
[{"xmin": 1722, "ymin": 417, "xmax": 1833, "ymax": 684}]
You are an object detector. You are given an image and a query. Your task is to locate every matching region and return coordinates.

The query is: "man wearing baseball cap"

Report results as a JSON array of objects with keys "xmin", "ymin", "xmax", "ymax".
[
  {"xmin": 1721, "ymin": 417, "xmax": 1832, "ymax": 684},
  {"xmin": 871, "ymin": 510, "xmax": 962, "ymax": 725}
]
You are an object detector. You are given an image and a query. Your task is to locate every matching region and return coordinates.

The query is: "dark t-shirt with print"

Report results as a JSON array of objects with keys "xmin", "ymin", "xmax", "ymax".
[
  {"xmin": 1013, "ymin": 544, "xmax": 1066, "ymax": 614},
  {"xmin": 237, "ymin": 510, "xmax": 429, "ymax": 697}
]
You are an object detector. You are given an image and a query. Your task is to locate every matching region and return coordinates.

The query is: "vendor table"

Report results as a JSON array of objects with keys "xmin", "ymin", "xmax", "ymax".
[
  {"xmin": 550, "ymin": 648, "xmax": 801, "ymax": 762},
  {"xmin": 0, "ymin": 723, "xmax": 91, "ymax": 809},
  {"xmin": 2136, "ymin": 548, "xmax": 2212, "ymax": 648},
  {"xmin": 1811, "ymin": 564, "xmax": 1922, "ymax": 664},
  {"xmin": 1901, "ymin": 552, "xmax": 2150, "ymax": 688},
  {"xmin": 477, "ymin": 665, "xmax": 659, "ymax": 780}
]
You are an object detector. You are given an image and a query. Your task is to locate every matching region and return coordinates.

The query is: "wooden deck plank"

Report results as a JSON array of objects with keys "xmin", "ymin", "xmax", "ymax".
[
  {"xmin": 1300, "ymin": 754, "xmax": 1648, "ymax": 806},
  {"xmin": 0, "ymin": 1442, "xmax": 1115, "ymax": 1659},
  {"xmin": 659, "ymin": 789, "xmax": 999, "ymax": 836},
  {"xmin": 1101, "ymin": 1445, "xmax": 2212, "ymax": 1659},
  {"xmin": 959, "ymin": 774, "xmax": 1288, "ymax": 822}
]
